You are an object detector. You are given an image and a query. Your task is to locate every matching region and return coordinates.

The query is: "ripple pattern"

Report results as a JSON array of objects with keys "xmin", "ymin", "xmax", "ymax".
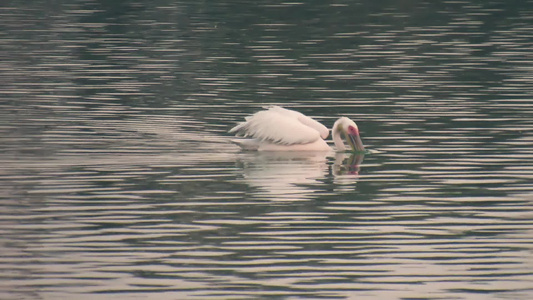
[{"xmin": 1, "ymin": 0, "xmax": 532, "ymax": 299}]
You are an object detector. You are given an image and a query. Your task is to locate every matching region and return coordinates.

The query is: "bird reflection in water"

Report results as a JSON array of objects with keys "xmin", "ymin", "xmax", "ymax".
[
  {"xmin": 331, "ymin": 153, "xmax": 364, "ymax": 176},
  {"xmin": 235, "ymin": 151, "xmax": 364, "ymax": 200}
]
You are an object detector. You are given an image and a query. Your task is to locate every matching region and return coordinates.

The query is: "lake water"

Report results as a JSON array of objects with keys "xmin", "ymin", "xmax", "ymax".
[{"xmin": 1, "ymin": 0, "xmax": 532, "ymax": 299}]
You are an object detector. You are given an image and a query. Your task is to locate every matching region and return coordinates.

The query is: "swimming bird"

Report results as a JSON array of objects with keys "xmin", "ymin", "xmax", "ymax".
[{"xmin": 229, "ymin": 106, "xmax": 365, "ymax": 152}]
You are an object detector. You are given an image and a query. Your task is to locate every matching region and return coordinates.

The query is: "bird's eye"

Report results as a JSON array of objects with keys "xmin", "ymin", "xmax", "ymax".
[{"xmin": 348, "ymin": 126, "xmax": 359, "ymax": 135}]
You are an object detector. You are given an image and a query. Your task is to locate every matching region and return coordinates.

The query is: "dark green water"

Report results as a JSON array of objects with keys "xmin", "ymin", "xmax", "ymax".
[{"xmin": 1, "ymin": 0, "xmax": 532, "ymax": 299}]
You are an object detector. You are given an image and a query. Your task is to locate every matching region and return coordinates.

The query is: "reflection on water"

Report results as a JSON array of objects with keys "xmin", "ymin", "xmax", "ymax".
[
  {"xmin": 1, "ymin": 0, "xmax": 532, "ymax": 299},
  {"xmin": 333, "ymin": 153, "xmax": 365, "ymax": 177},
  {"xmin": 235, "ymin": 152, "xmax": 363, "ymax": 200}
]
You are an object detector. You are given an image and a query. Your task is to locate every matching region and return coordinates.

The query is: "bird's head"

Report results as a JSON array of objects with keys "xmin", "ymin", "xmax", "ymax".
[{"xmin": 332, "ymin": 117, "xmax": 365, "ymax": 152}]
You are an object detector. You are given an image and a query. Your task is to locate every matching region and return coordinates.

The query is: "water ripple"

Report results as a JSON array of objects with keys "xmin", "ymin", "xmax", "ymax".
[{"xmin": 1, "ymin": 0, "xmax": 532, "ymax": 299}]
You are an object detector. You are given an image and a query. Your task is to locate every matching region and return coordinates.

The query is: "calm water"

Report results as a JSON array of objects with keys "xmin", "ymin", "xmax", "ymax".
[{"xmin": 1, "ymin": 0, "xmax": 532, "ymax": 299}]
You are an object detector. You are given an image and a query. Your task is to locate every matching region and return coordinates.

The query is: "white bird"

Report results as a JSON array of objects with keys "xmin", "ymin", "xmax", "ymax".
[{"xmin": 229, "ymin": 106, "xmax": 365, "ymax": 152}]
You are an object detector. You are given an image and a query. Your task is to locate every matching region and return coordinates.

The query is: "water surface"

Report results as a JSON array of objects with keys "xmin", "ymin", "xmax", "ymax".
[{"xmin": 1, "ymin": 0, "xmax": 532, "ymax": 299}]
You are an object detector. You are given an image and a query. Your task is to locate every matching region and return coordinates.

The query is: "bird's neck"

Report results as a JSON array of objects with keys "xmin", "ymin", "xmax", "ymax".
[{"xmin": 332, "ymin": 127, "xmax": 346, "ymax": 151}]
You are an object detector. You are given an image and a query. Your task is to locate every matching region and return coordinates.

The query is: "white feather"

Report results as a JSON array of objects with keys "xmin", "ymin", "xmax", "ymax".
[
  {"xmin": 229, "ymin": 106, "xmax": 364, "ymax": 152},
  {"xmin": 230, "ymin": 106, "xmax": 326, "ymax": 145},
  {"xmin": 268, "ymin": 106, "xmax": 329, "ymax": 139}
]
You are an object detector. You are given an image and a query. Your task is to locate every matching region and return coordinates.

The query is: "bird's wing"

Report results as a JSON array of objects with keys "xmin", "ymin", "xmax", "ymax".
[
  {"xmin": 269, "ymin": 106, "xmax": 329, "ymax": 139},
  {"xmin": 230, "ymin": 107, "xmax": 324, "ymax": 145}
]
